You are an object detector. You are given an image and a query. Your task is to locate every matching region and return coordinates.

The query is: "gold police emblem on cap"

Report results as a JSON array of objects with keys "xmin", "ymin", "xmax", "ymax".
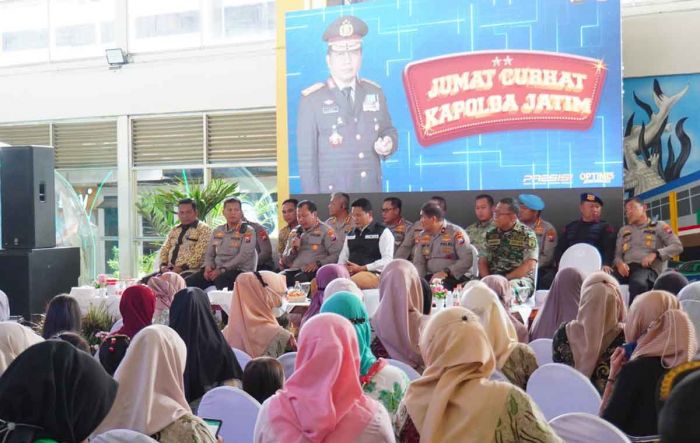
[
  {"xmin": 339, "ymin": 19, "xmax": 354, "ymax": 38},
  {"xmin": 586, "ymin": 194, "xmax": 595, "ymax": 201}
]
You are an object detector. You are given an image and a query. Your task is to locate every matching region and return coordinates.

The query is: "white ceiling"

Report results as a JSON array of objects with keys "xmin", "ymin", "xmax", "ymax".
[{"xmin": 621, "ymin": 0, "xmax": 700, "ymax": 17}]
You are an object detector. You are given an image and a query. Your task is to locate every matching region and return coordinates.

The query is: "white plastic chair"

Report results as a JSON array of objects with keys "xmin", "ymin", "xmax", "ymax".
[
  {"xmin": 534, "ymin": 289, "xmax": 549, "ymax": 309},
  {"xmin": 490, "ymin": 370, "xmax": 508, "ymax": 382},
  {"xmin": 529, "ymin": 338, "xmax": 554, "ymax": 366},
  {"xmin": 619, "ymin": 284, "xmax": 630, "ymax": 307},
  {"xmin": 386, "ymin": 358, "xmax": 421, "ymax": 381},
  {"xmin": 526, "ymin": 363, "xmax": 601, "ymax": 420},
  {"xmin": 680, "ymin": 299, "xmax": 700, "ymax": 340},
  {"xmin": 549, "ymin": 413, "xmax": 630, "ymax": 443},
  {"xmin": 468, "ymin": 244, "xmax": 479, "ymax": 279},
  {"xmin": 678, "ymin": 281, "xmax": 700, "ymax": 302},
  {"xmin": 277, "ymin": 352, "xmax": 297, "ymax": 380},
  {"xmin": 198, "ymin": 386, "xmax": 261, "ymax": 443},
  {"xmin": 92, "ymin": 429, "xmax": 158, "ymax": 443},
  {"xmin": 363, "ymin": 288, "xmax": 380, "ymax": 318},
  {"xmin": 559, "ymin": 244, "xmax": 602, "ymax": 277},
  {"xmin": 232, "ymin": 347, "xmax": 252, "ymax": 369}
]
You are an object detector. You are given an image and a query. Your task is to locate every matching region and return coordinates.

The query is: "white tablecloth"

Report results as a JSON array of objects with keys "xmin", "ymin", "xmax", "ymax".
[{"xmin": 68, "ymin": 287, "xmax": 122, "ymax": 320}]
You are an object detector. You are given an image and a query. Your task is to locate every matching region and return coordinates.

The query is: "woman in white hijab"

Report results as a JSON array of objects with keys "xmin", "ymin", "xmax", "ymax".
[
  {"xmin": 0, "ymin": 322, "xmax": 43, "ymax": 376},
  {"xmin": 460, "ymin": 281, "xmax": 538, "ymax": 389},
  {"xmin": 0, "ymin": 290, "xmax": 10, "ymax": 321}
]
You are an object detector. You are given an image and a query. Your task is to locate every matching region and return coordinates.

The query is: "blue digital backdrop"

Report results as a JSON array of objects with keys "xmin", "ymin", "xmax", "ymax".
[{"xmin": 285, "ymin": 0, "xmax": 622, "ymax": 194}]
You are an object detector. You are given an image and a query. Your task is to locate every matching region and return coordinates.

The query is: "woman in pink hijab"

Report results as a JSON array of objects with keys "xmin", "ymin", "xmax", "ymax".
[
  {"xmin": 255, "ymin": 313, "xmax": 394, "ymax": 443},
  {"xmin": 481, "ymin": 275, "xmax": 529, "ymax": 343},
  {"xmin": 147, "ymin": 272, "xmax": 186, "ymax": 325}
]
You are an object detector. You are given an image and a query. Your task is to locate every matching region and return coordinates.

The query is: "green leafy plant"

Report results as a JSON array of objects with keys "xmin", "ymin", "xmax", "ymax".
[
  {"xmin": 107, "ymin": 246, "xmax": 159, "ymax": 277},
  {"xmin": 82, "ymin": 303, "xmax": 115, "ymax": 352},
  {"xmin": 136, "ymin": 177, "xmax": 240, "ymax": 237}
]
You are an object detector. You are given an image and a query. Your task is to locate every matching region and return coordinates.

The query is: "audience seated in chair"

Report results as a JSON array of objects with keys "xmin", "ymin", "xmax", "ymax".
[
  {"xmin": 659, "ymin": 365, "xmax": 700, "ymax": 443},
  {"xmin": 481, "ymin": 274, "xmax": 529, "ymax": 343},
  {"xmin": 0, "ymin": 340, "xmax": 117, "ymax": 443},
  {"xmin": 530, "ymin": 267, "xmax": 584, "ymax": 341},
  {"xmin": 242, "ymin": 357, "xmax": 285, "ymax": 404},
  {"xmin": 223, "ymin": 271, "xmax": 296, "ymax": 358},
  {"xmin": 169, "ymin": 287, "xmax": 243, "ymax": 411},
  {"xmin": 98, "ymin": 334, "xmax": 130, "ymax": 376},
  {"xmin": 460, "ymin": 281, "xmax": 538, "ymax": 389},
  {"xmin": 112, "ymin": 285, "xmax": 156, "ymax": 339},
  {"xmin": 254, "ymin": 313, "xmax": 395, "ymax": 442},
  {"xmin": 52, "ymin": 330, "xmax": 91, "ymax": 353},
  {"xmin": 600, "ymin": 290, "xmax": 697, "ymax": 437},
  {"xmin": 370, "ymin": 259, "xmax": 428, "ymax": 373},
  {"xmin": 0, "ymin": 321, "xmax": 43, "ymax": 376},
  {"xmin": 396, "ymin": 307, "xmax": 561, "ymax": 443},
  {"xmin": 552, "ymin": 272, "xmax": 625, "ymax": 395},
  {"xmin": 300, "ymin": 263, "xmax": 349, "ymax": 327},
  {"xmin": 147, "ymin": 271, "xmax": 186, "ymax": 325},
  {"xmin": 93, "ymin": 325, "xmax": 217, "ymax": 442},
  {"xmin": 42, "ymin": 293, "xmax": 82, "ymax": 339},
  {"xmin": 652, "ymin": 270, "xmax": 689, "ymax": 296}
]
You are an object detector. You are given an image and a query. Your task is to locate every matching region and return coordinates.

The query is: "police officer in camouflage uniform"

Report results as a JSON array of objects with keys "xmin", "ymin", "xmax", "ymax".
[
  {"xmin": 614, "ymin": 197, "xmax": 683, "ymax": 304},
  {"xmin": 413, "ymin": 202, "xmax": 472, "ymax": 290},
  {"xmin": 186, "ymin": 197, "xmax": 257, "ymax": 290},
  {"xmin": 518, "ymin": 194, "xmax": 558, "ymax": 289},
  {"xmin": 479, "ymin": 197, "xmax": 539, "ymax": 301},
  {"xmin": 381, "ymin": 197, "xmax": 412, "ymax": 252},
  {"xmin": 296, "ymin": 15, "xmax": 398, "ymax": 194},
  {"xmin": 281, "ymin": 200, "xmax": 343, "ymax": 287},
  {"xmin": 466, "ymin": 193, "xmax": 496, "ymax": 255}
]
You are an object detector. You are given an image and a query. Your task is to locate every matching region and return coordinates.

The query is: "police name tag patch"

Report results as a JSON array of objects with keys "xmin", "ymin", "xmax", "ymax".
[
  {"xmin": 363, "ymin": 94, "xmax": 380, "ymax": 111},
  {"xmin": 346, "ymin": 235, "xmax": 357, "ymax": 240},
  {"xmin": 322, "ymin": 104, "xmax": 339, "ymax": 114},
  {"xmin": 365, "ymin": 234, "xmax": 380, "ymax": 239}
]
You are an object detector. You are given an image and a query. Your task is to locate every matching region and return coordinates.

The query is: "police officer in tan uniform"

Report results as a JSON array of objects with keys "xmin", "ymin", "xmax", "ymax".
[
  {"xmin": 325, "ymin": 192, "xmax": 353, "ymax": 245},
  {"xmin": 614, "ymin": 197, "xmax": 683, "ymax": 304},
  {"xmin": 518, "ymin": 194, "xmax": 558, "ymax": 289},
  {"xmin": 296, "ymin": 15, "xmax": 398, "ymax": 194},
  {"xmin": 413, "ymin": 202, "xmax": 472, "ymax": 290},
  {"xmin": 381, "ymin": 196, "xmax": 412, "ymax": 251},
  {"xmin": 186, "ymin": 197, "xmax": 257, "ymax": 290},
  {"xmin": 245, "ymin": 218, "xmax": 274, "ymax": 271},
  {"xmin": 277, "ymin": 198, "xmax": 299, "ymax": 256},
  {"xmin": 281, "ymin": 200, "xmax": 343, "ymax": 287}
]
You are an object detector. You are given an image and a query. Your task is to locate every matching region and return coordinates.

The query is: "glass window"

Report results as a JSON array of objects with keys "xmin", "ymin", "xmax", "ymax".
[
  {"xmin": 203, "ymin": 0, "xmax": 274, "ymax": 45},
  {"xmin": 678, "ymin": 189, "xmax": 690, "ymax": 199},
  {"xmin": 678, "ymin": 198, "xmax": 691, "ymax": 217},
  {"xmin": 661, "ymin": 203, "xmax": 670, "ymax": 221},
  {"xmin": 128, "ymin": 0, "xmax": 201, "ymax": 52},
  {"xmin": 49, "ymin": 0, "xmax": 116, "ymax": 60},
  {"xmin": 692, "ymin": 195, "xmax": 700, "ymax": 215},
  {"xmin": 0, "ymin": 0, "xmax": 50, "ymax": 66},
  {"xmin": 211, "ymin": 166, "xmax": 277, "ymax": 234}
]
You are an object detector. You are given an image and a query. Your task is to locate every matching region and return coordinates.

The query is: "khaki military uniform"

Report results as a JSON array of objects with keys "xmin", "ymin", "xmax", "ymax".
[
  {"xmin": 395, "ymin": 220, "xmax": 423, "ymax": 260},
  {"xmin": 247, "ymin": 220, "xmax": 274, "ymax": 271},
  {"xmin": 282, "ymin": 221, "xmax": 342, "ymax": 270},
  {"xmin": 277, "ymin": 223, "xmax": 298, "ymax": 255},
  {"xmin": 614, "ymin": 219, "xmax": 683, "ymax": 302},
  {"xmin": 481, "ymin": 221, "xmax": 539, "ymax": 300},
  {"xmin": 413, "ymin": 222, "xmax": 472, "ymax": 288},
  {"xmin": 466, "ymin": 220, "xmax": 495, "ymax": 255},
  {"xmin": 387, "ymin": 218, "xmax": 413, "ymax": 251},
  {"xmin": 325, "ymin": 214, "xmax": 353, "ymax": 245}
]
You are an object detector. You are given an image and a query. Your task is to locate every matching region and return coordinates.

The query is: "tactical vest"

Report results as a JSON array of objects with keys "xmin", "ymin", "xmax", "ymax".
[{"xmin": 347, "ymin": 221, "xmax": 385, "ymax": 266}]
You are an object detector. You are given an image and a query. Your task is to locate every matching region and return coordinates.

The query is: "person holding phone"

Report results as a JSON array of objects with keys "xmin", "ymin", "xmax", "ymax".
[{"xmin": 600, "ymin": 290, "xmax": 697, "ymax": 437}]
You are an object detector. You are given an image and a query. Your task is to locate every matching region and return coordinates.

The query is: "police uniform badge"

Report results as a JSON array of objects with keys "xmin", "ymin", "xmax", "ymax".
[
  {"xmin": 455, "ymin": 232, "xmax": 466, "ymax": 245},
  {"xmin": 311, "ymin": 244, "xmax": 319, "ymax": 251},
  {"xmin": 363, "ymin": 94, "xmax": 379, "ymax": 112},
  {"xmin": 546, "ymin": 229, "xmax": 556, "ymax": 242},
  {"xmin": 339, "ymin": 19, "xmax": 354, "ymax": 38},
  {"xmin": 327, "ymin": 228, "xmax": 337, "ymax": 242},
  {"xmin": 329, "ymin": 125, "xmax": 343, "ymax": 146},
  {"xmin": 244, "ymin": 233, "xmax": 252, "ymax": 243}
]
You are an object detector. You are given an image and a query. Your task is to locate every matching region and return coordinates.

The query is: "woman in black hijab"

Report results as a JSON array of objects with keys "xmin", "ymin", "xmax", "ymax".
[
  {"xmin": 653, "ymin": 270, "xmax": 689, "ymax": 296},
  {"xmin": 169, "ymin": 287, "xmax": 243, "ymax": 406},
  {"xmin": 0, "ymin": 340, "xmax": 117, "ymax": 443}
]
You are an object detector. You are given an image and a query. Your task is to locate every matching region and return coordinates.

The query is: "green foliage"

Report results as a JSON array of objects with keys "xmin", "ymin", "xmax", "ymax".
[
  {"xmin": 107, "ymin": 246, "xmax": 160, "ymax": 277},
  {"xmin": 82, "ymin": 302, "xmax": 115, "ymax": 350},
  {"xmin": 107, "ymin": 246, "xmax": 120, "ymax": 279},
  {"xmin": 136, "ymin": 177, "xmax": 240, "ymax": 237}
]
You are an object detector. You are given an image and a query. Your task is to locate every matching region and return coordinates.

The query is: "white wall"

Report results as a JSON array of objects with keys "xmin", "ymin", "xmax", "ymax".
[
  {"xmin": 0, "ymin": 41, "xmax": 276, "ymax": 124},
  {"xmin": 622, "ymin": 8, "xmax": 700, "ymax": 78}
]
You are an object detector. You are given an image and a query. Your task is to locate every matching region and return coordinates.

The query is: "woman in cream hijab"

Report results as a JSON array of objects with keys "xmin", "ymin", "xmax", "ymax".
[
  {"xmin": 601, "ymin": 290, "xmax": 697, "ymax": 437},
  {"xmin": 397, "ymin": 307, "xmax": 560, "ymax": 443},
  {"xmin": 92, "ymin": 325, "xmax": 216, "ymax": 442},
  {"xmin": 552, "ymin": 271, "xmax": 625, "ymax": 394},
  {"xmin": 460, "ymin": 281, "xmax": 538, "ymax": 388},
  {"xmin": 0, "ymin": 322, "xmax": 43, "ymax": 376}
]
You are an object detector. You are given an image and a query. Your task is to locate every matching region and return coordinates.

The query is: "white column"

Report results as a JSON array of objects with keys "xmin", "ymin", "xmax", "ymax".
[{"xmin": 117, "ymin": 115, "xmax": 135, "ymax": 278}]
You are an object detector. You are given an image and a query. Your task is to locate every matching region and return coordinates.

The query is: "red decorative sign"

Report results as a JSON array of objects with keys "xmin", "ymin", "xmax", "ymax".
[{"xmin": 402, "ymin": 50, "xmax": 607, "ymax": 146}]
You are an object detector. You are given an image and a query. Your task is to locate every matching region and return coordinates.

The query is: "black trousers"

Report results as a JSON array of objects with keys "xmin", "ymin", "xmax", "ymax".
[
  {"xmin": 185, "ymin": 268, "xmax": 244, "ymax": 290},
  {"xmin": 614, "ymin": 263, "xmax": 657, "ymax": 305},
  {"xmin": 425, "ymin": 273, "xmax": 469, "ymax": 291},
  {"xmin": 280, "ymin": 269, "xmax": 317, "ymax": 288},
  {"xmin": 536, "ymin": 266, "xmax": 557, "ymax": 290}
]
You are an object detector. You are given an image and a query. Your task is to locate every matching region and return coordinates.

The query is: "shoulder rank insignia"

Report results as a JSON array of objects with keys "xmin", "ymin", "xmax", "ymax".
[
  {"xmin": 301, "ymin": 82, "xmax": 325, "ymax": 96},
  {"xmin": 360, "ymin": 78, "xmax": 381, "ymax": 88}
]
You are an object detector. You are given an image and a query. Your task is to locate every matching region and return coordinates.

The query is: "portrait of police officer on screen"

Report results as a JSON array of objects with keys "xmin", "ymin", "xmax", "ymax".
[{"xmin": 296, "ymin": 15, "xmax": 398, "ymax": 194}]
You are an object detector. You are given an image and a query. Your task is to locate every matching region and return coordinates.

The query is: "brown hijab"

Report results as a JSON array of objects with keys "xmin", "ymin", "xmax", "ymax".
[
  {"xmin": 530, "ymin": 267, "xmax": 584, "ymax": 340},
  {"xmin": 481, "ymin": 275, "xmax": 529, "ymax": 343}
]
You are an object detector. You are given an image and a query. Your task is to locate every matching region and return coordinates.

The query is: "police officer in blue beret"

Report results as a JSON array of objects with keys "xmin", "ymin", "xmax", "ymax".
[
  {"xmin": 518, "ymin": 194, "xmax": 558, "ymax": 289},
  {"xmin": 555, "ymin": 193, "xmax": 617, "ymax": 272},
  {"xmin": 296, "ymin": 15, "xmax": 398, "ymax": 194}
]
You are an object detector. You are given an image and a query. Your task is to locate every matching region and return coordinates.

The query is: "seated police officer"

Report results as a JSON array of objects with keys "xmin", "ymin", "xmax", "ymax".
[
  {"xmin": 280, "ymin": 200, "xmax": 342, "ymax": 287},
  {"xmin": 413, "ymin": 201, "xmax": 472, "ymax": 290},
  {"xmin": 185, "ymin": 197, "xmax": 257, "ymax": 290},
  {"xmin": 337, "ymin": 198, "xmax": 394, "ymax": 289}
]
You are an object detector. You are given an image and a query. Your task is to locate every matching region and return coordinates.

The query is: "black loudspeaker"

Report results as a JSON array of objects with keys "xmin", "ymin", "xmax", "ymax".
[
  {"xmin": 0, "ymin": 247, "xmax": 80, "ymax": 318},
  {"xmin": 0, "ymin": 145, "xmax": 56, "ymax": 249}
]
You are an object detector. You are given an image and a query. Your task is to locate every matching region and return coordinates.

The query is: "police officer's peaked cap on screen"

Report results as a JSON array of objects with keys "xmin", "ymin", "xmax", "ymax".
[
  {"xmin": 323, "ymin": 15, "xmax": 369, "ymax": 42},
  {"xmin": 580, "ymin": 193, "xmax": 604, "ymax": 206}
]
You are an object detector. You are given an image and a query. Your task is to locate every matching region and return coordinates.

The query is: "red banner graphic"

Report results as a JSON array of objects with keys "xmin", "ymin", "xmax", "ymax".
[{"xmin": 402, "ymin": 50, "xmax": 607, "ymax": 146}]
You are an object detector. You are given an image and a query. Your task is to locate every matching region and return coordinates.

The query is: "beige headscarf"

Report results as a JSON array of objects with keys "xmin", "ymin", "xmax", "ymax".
[
  {"xmin": 404, "ymin": 307, "xmax": 511, "ymax": 443},
  {"xmin": 222, "ymin": 271, "xmax": 287, "ymax": 358},
  {"xmin": 93, "ymin": 325, "xmax": 191, "ymax": 436},
  {"xmin": 0, "ymin": 322, "xmax": 43, "ymax": 375},
  {"xmin": 460, "ymin": 281, "xmax": 518, "ymax": 368},
  {"xmin": 626, "ymin": 290, "xmax": 697, "ymax": 367},
  {"xmin": 370, "ymin": 259, "xmax": 427, "ymax": 368},
  {"xmin": 565, "ymin": 271, "xmax": 626, "ymax": 377}
]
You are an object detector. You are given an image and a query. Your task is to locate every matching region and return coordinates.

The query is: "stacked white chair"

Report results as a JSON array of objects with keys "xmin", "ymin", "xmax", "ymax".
[
  {"xmin": 385, "ymin": 358, "xmax": 420, "ymax": 381},
  {"xmin": 92, "ymin": 429, "xmax": 159, "ymax": 443},
  {"xmin": 559, "ymin": 244, "xmax": 602, "ymax": 277},
  {"xmin": 680, "ymin": 299, "xmax": 700, "ymax": 347},
  {"xmin": 528, "ymin": 338, "xmax": 554, "ymax": 366},
  {"xmin": 232, "ymin": 347, "xmax": 252, "ymax": 369},
  {"xmin": 526, "ymin": 363, "xmax": 601, "ymax": 420},
  {"xmin": 277, "ymin": 352, "xmax": 297, "ymax": 380},
  {"xmin": 549, "ymin": 413, "xmax": 630, "ymax": 443},
  {"xmin": 198, "ymin": 386, "xmax": 261, "ymax": 443}
]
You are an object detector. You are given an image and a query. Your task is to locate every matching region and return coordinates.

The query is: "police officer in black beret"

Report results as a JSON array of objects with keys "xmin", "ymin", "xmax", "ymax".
[
  {"xmin": 555, "ymin": 193, "xmax": 617, "ymax": 272},
  {"xmin": 296, "ymin": 15, "xmax": 398, "ymax": 194}
]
